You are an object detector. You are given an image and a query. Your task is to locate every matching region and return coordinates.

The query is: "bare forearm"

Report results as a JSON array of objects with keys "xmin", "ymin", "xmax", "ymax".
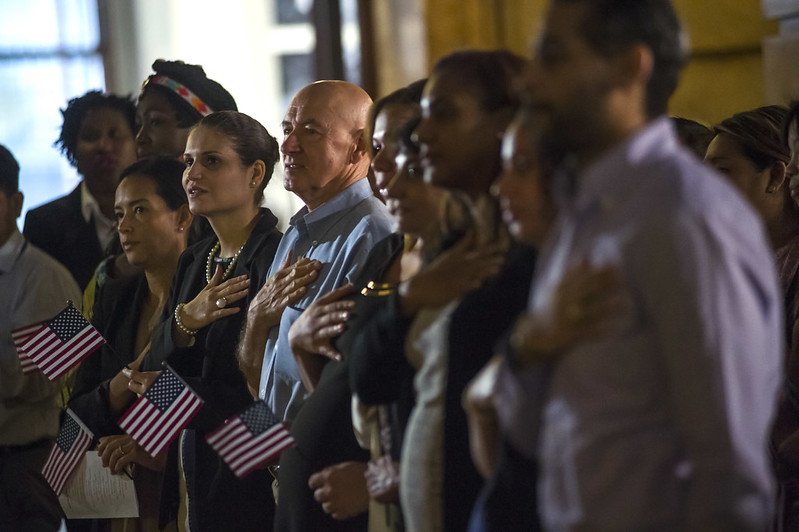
[{"xmin": 237, "ymin": 316, "xmax": 272, "ymax": 398}]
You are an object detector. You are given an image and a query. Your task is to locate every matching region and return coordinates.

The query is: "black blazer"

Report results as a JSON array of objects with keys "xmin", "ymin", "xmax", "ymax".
[
  {"xmin": 69, "ymin": 273, "xmax": 149, "ymax": 437},
  {"xmin": 441, "ymin": 242, "xmax": 536, "ymax": 532},
  {"xmin": 141, "ymin": 208, "xmax": 282, "ymax": 532},
  {"xmin": 23, "ymin": 184, "xmax": 110, "ymax": 290}
]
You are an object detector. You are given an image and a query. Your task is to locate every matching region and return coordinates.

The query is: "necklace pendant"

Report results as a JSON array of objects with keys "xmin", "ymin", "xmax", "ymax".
[{"xmin": 206, "ymin": 241, "xmax": 245, "ymax": 284}]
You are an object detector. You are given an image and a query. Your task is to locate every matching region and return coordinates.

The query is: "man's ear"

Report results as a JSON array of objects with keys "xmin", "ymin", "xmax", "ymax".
[
  {"xmin": 349, "ymin": 129, "xmax": 369, "ymax": 164},
  {"xmin": 767, "ymin": 160, "xmax": 787, "ymax": 193},
  {"xmin": 618, "ymin": 43, "xmax": 654, "ymax": 88},
  {"xmin": 11, "ymin": 191, "xmax": 23, "ymax": 219}
]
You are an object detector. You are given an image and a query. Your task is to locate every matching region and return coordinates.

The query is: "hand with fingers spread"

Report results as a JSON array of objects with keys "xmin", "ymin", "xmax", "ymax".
[
  {"xmin": 511, "ymin": 260, "xmax": 630, "ymax": 365},
  {"xmin": 247, "ymin": 253, "xmax": 322, "ymax": 332},
  {"xmin": 97, "ymin": 434, "xmax": 166, "ymax": 475},
  {"xmin": 123, "ymin": 367, "xmax": 162, "ymax": 396},
  {"xmin": 398, "ymin": 229, "xmax": 506, "ymax": 316},
  {"xmin": 309, "ymin": 461, "xmax": 370, "ymax": 521},
  {"xmin": 237, "ymin": 252, "xmax": 323, "ymax": 395},
  {"xmin": 288, "ymin": 283, "xmax": 355, "ymax": 392},
  {"xmin": 172, "ymin": 264, "xmax": 251, "ymax": 347}
]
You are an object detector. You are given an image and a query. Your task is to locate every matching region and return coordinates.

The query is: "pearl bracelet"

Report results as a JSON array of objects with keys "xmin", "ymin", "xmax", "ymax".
[{"xmin": 174, "ymin": 303, "xmax": 198, "ymax": 337}]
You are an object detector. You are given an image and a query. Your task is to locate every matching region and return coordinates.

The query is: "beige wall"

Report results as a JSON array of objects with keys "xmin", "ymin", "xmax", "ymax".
[
  {"xmin": 417, "ymin": 0, "xmax": 778, "ymax": 126},
  {"xmin": 669, "ymin": 0, "xmax": 778, "ymax": 125}
]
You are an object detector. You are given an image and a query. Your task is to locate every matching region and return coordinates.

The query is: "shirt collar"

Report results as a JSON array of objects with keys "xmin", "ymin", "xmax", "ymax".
[
  {"xmin": 572, "ymin": 117, "xmax": 678, "ymax": 212},
  {"xmin": 0, "ymin": 229, "xmax": 25, "ymax": 274},
  {"xmin": 80, "ymin": 181, "xmax": 116, "ymax": 229},
  {"xmin": 80, "ymin": 181, "xmax": 102, "ymax": 224},
  {"xmin": 289, "ymin": 179, "xmax": 374, "ymax": 240}
]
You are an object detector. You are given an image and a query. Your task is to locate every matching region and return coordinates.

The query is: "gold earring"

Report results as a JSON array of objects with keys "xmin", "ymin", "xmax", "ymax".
[{"xmin": 767, "ymin": 185, "xmax": 776, "ymax": 193}]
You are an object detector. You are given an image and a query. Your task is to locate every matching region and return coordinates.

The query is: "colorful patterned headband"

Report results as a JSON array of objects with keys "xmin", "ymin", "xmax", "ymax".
[{"xmin": 144, "ymin": 74, "xmax": 214, "ymax": 117}]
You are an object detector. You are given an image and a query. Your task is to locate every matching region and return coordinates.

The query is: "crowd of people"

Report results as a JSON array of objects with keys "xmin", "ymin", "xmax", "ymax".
[{"xmin": 3, "ymin": 0, "xmax": 799, "ymax": 530}]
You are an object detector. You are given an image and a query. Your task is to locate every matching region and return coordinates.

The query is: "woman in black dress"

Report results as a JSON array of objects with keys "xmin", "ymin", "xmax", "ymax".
[{"xmin": 137, "ymin": 111, "xmax": 287, "ymax": 531}]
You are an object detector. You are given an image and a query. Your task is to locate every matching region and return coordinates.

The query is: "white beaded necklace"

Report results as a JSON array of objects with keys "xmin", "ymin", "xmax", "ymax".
[{"xmin": 205, "ymin": 241, "xmax": 244, "ymax": 284}]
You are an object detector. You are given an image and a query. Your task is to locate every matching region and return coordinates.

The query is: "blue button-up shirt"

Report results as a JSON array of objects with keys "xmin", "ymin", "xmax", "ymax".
[
  {"xmin": 497, "ymin": 118, "xmax": 781, "ymax": 531},
  {"xmin": 258, "ymin": 178, "xmax": 393, "ymax": 421}
]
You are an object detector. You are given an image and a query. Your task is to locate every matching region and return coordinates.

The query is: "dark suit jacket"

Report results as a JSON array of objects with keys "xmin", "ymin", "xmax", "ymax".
[
  {"xmin": 69, "ymin": 273, "xmax": 149, "ymax": 437},
  {"xmin": 23, "ymin": 184, "xmax": 108, "ymax": 290},
  {"xmin": 141, "ymin": 208, "xmax": 282, "ymax": 532}
]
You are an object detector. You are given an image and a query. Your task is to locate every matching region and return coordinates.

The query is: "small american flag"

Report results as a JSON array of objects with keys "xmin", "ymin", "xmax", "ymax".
[
  {"xmin": 42, "ymin": 409, "xmax": 93, "ymax": 496},
  {"xmin": 12, "ymin": 303, "xmax": 105, "ymax": 380},
  {"xmin": 206, "ymin": 400, "xmax": 295, "ymax": 478},
  {"xmin": 119, "ymin": 366, "xmax": 203, "ymax": 457},
  {"xmin": 11, "ymin": 323, "xmax": 42, "ymax": 374}
]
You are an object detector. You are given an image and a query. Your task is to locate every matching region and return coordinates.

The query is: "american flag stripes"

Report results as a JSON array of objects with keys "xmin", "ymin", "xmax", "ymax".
[
  {"xmin": 12, "ymin": 323, "xmax": 42, "ymax": 374},
  {"xmin": 118, "ymin": 366, "xmax": 203, "ymax": 457},
  {"xmin": 206, "ymin": 400, "xmax": 295, "ymax": 478},
  {"xmin": 12, "ymin": 303, "xmax": 105, "ymax": 380},
  {"xmin": 42, "ymin": 409, "xmax": 93, "ymax": 496}
]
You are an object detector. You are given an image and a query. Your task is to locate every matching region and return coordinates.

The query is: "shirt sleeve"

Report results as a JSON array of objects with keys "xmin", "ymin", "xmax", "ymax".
[
  {"xmin": 2, "ymin": 251, "xmax": 82, "ymax": 401},
  {"xmin": 629, "ymin": 212, "xmax": 779, "ymax": 529}
]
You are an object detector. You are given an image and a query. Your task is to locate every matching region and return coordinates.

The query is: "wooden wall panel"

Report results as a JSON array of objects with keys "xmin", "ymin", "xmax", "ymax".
[{"xmin": 414, "ymin": 0, "xmax": 777, "ymax": 124}]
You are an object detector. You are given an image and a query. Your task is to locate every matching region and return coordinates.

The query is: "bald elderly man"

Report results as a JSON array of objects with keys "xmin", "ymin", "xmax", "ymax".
[{"xmin": 237, "ymin": 80, "xmax": 393, "ymax": 422}]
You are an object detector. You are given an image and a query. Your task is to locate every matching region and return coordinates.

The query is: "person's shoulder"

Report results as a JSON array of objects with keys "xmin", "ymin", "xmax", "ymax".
[
  {"xmin": 22, "ymin": 242, "xmax": 73, "ymax": 275},
  {"xmin": 249, "ymin": 208, "xmax": 283, "ymax": 245},
  {"xmin": 627, "ymin": 148, "xmax": 771, "ymax": 259},
  {"xmin": 665, "ymin": 151, "xmax": 756, "ymax": 223},
  {"xmin": 23, "ymin": 185, "xmax": 82, "ymax": 233},
  {"xmin": 351, "ymin": 196, "xmax": 393, "ymax": 228},
  {"xmin": 347, "ymin": 204, "xmax": 393, "ymax": 246},
  {"xmin": 97, "ymin": 271, "xmax": 145, "ymax": 300},
  {"xmin": 25, "ymin": 185, "xmax": 80, "ymax": 217},
  {"xmin": 17, "ymin": 242, "xmax": 80, "ymax": 294},
  {"xmin": 623, "ymin": 139, "xmax": 742, "ymax": 217}
]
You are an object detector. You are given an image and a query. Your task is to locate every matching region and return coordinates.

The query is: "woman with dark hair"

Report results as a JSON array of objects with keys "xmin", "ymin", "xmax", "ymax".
[
  {"xmin": 704, "ymin": 105, "xmax": 799, "ymax": 531},
  {"xmin": 395, "ymin": 49, "xmax": 533, "ymax": 532},
  {"xmin": 134, "ymin": 111, "xmax": 314, "ymax": 531},
  {"xmin": 705, "ymin": 106, "xmax": 797, "ymax": 302},
  {"xmin": 69, "ymin": 155, "xmax": 193, "ymax": 531},
  {"xmin": 23, "ymin": 90, "xmax": 137, "ymax": 290},
  {"xmin": 706, "ymin": 106, "xmax": 795, "ymax": 250}
]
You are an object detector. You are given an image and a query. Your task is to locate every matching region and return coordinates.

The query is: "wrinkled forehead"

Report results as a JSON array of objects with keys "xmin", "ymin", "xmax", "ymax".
[
  {"xmin": 284, "ymin": 86, "xmax": 363, "ymax": 132},
  {"xmin": 284, "ymin": 97, "xmax": 334, "ymax": 125}
]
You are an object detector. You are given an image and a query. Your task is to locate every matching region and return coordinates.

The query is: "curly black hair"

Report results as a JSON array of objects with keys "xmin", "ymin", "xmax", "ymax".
[{"xmin": 55, "ymin": 90, "xmax": 137, "ymax": 167}]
